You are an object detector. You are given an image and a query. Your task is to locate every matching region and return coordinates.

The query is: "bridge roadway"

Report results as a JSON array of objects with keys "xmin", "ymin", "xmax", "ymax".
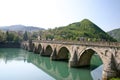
[{"xmin": 21, "ymin": 40, "xmax": 120, "ymax": 80}]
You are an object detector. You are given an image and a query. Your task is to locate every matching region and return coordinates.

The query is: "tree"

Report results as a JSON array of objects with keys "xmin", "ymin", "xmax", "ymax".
[
  {"xmin": 6, "ymin": 31, "xmax": 14, "ymax": 42},
  {"xmin": 38, "ymin": 31, "xmax": 43, "ymax": 40},
  {"xmin": 0, "ymin": 31, "xmax": 5, "ymax": 42},
  {"xmin": 6, "ymin": 31, "xmax": 9, "ymax": 41},
  {"xmin": 23, "ymin": 31, "xmax": 28, "ymax": 41},
  {"xmin": 14, "ymin": 36, "xmax": 21, "ymax": 43},
  {"xmin": 46, "ymin": 34, "xmax": 54, "ymax": 40}
]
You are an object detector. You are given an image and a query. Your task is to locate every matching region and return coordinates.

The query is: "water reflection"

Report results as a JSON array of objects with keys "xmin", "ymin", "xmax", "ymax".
[
  {"xmin": 0, "ymin": 48, "xmax": 102, "ymax": 80},
  {"xmin": 28, "ymin": 51, "xmax": 101, "ymax": 80},
  {"xmin": 0, "ymin": 48, "xmax": 55, "ymax": 80},
  {"xmin": 0, "ymin": 48, "xmax": 26, "ymax": 62}
]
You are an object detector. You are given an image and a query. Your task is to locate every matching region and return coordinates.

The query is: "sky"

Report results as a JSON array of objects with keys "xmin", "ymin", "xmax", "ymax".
[{"xmin": 0, "ymin": 0, "xmax": 120, "ymax": 31}]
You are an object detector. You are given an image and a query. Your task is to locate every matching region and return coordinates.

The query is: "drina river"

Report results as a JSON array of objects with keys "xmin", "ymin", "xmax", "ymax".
[{"xmin": 0, "ymin": 48, "xmax": 103, "ymax": 80}]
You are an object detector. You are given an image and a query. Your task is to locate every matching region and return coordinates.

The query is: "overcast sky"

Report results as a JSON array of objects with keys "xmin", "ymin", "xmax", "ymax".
[{"xmin": 0, "ymin": 0, "xmax": 120, "ymax": 31}]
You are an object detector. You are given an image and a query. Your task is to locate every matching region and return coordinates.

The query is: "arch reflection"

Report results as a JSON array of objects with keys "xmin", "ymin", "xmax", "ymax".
[{"xmin": 0, "ymin": 48, "xmax": 102, "ymax": 80}]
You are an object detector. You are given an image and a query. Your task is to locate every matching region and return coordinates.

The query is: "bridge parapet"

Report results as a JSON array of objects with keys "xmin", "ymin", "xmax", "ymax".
[{"xmin": 32, "ymin": 40, "xmax": 120, "ymax": 48}]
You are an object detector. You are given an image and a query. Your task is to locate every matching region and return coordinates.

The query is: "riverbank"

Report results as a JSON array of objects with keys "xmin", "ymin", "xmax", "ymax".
[{"xmin": 0, "ymin": 42, "xmax": 20, "ymax": 48}]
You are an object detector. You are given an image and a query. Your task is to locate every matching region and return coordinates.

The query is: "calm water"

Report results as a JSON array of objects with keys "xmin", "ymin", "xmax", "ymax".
[{"xmin": 0, "ymin": 48, "xmax": 103, "ymax": 80}]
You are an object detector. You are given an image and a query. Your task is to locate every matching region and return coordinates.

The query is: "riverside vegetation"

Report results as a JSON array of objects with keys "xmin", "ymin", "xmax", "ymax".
[{"xmin": 0, "ymin": 19, "xmax": 117, "ymax": 44}]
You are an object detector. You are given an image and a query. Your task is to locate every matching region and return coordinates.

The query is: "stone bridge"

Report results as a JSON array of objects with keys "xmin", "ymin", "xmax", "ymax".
[{"xmin": 21, "ymin": 40, "xmax": 120, "ymax": 80}]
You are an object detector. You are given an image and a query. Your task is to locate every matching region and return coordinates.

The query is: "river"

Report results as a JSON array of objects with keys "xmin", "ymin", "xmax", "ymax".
[{"xmin": 0, "ymin": 48, "xmax": 103, "ymax": 80}]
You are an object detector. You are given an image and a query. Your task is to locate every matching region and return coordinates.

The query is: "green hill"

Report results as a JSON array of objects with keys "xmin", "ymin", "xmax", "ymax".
[
  {"xmin": 108, "ymin": 28, "xmax": 120, "ymax": 42},
  {"xmin": 44, "ymin": 19, "xmax": 116, "ymax": 42}
]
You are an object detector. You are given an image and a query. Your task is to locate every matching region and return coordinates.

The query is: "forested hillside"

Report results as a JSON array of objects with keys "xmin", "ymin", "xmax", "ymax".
[
  {"xmin": 0, "ymin": 19, "xmax": 117, "ymax": 42},
  {"xmin": 108, "ymin": 28, "xmax": 120, "ymax": 42},
  {"xmin": 44, "ymin": 19, "xmax": 116, "ymax": 42}
]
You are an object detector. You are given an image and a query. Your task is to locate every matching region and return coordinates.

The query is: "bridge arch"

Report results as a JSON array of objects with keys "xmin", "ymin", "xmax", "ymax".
[
  {"xmin": 44, "ymin": 45, "xmax": 53, "ymax": 57},
  {"xmin": 78, "ymin": 48, "xmax": 103, "ymax": 67},
  {"xmin": 57, "ymin": 47, "xmax": 71, "ymax": 61}
]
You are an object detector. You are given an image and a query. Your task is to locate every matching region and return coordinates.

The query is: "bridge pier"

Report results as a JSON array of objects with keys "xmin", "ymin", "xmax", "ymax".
[
  {"xmin": 33, "ymin": 47, "xmax": 38, "ymax": 53},
  {"xmin": 69, "ymin": 51, "xmax": 79, "ymax": 67},
  {"xmin": 102, "ymin": 70, "xmax": 117, "ymax": 80},
  {"xmin": 102, "ymin": 54, "xmax": 118, "ymax": 80},
  {"xmin": 28, "ymin": 39, "xmax": 33, "ymax": 52},
  {"xmin": 40, "ymin": 48, "xmax": 45, "ymax": 56},
  {"xmin": 50, "ymin": 48, "xmax": 58, "ymax": 60}
]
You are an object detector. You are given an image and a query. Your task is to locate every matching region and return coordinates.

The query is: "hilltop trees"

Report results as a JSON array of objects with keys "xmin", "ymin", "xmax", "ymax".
[{"xmin": 42, "ymin": 19, "xmax": 116, "ymax": 42}]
